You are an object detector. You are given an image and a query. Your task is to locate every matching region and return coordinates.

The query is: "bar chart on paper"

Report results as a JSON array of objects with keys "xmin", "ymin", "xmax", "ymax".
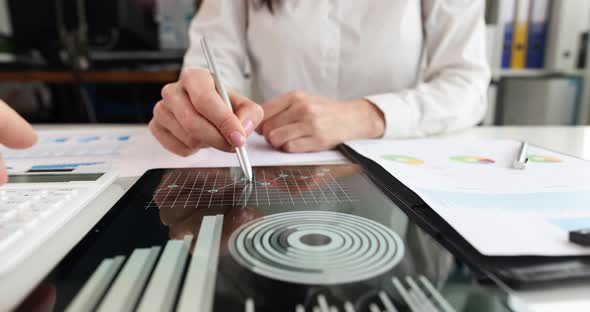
[
  {"xmin": 4, "ymin": 133, "xmax": 136, "ymax": 160},
  {"xmin": 0, "ymin": 129, "xmax": 146, "ymax": 175}
]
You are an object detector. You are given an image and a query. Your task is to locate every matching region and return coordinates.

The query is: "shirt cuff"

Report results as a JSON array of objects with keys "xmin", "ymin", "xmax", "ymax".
[{"xmin": 365, "ymin": 93, "xmax": 418, "ymax": 139}]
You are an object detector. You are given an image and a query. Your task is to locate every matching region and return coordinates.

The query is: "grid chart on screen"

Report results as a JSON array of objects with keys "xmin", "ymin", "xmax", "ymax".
[{"xmin": 144, "ymin": 167, "xmax": 359, "ymax": 210}]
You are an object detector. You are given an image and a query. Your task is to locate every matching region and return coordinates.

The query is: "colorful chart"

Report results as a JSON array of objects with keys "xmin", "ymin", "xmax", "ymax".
[
  {"xmin": 77, "ymin": 136, "xmax": 100, "ymax": 143},
  {"xmin": 450, "ymin": 155, "xmax": 495, "ymax": 165},
  {"xmin": 528, "ymin": 155, "xmax": 562, "ymax": 163},
  {"xmin": 38, "ymin": 137, "xmax": 68, "ymax": 144},
  {"xmin": 35, "ymin": 134, "xmax": 133, "ymax": 146},
  {"xmin": 382, "ymin": 155, "xmax": 424, "ymax": 165},
  {"xmin": 31, "ymin": 162, "xmax": 105, "ymax": 170}
]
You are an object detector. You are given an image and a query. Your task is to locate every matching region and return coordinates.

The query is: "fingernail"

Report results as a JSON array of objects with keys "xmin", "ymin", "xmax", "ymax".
[
  {"xmin": 230, "ymin": 131, "xmax": 246, "ymax": 147},
  {"xmin": 242, "ymin": 119, "xmax": 254, "ymax": 135}
]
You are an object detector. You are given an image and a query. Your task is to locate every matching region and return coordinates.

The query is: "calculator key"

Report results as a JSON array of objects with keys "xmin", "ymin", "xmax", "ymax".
[
  {"xmin": 49, "ymin": 190, "xmax": 78, "ymax": 198},
  {"xmin": 18, "ymin": 207, "xmax": 36, "ymax": 217},
  {"xmin": 0, "ymin": 190, "xmax": 20, "ymax": 196},
  {"xmin": 0, "ymin": 226, "xmax": 23, "ymax": 251},
  {"xmin": 0, "ymin": 210, "xmax": 17, "ymax": 222},
  {"xmin": 24, "ymin": 217, "xmax": 40, "ymax": 229},
  {"xmin": 49, "ymin": 200, "xmax": 65, "ymax": 208},
  {"xmin": 17, "ymin": 202, "xmax": 32, "ymax": 210},
  {"xmin": 45, "ymin": 194, "xmax": 71, "ymax": 201},
  {"xmin": 28, "ymin": 204, "xmax": 56, "ymax": 219},
  {"xmin": 22, "ymin": 193, "xmax": 43, "ymax": 201},
  {"xmin": 2, "ymin": 201, "xmax": 22, "ymax": 210}
]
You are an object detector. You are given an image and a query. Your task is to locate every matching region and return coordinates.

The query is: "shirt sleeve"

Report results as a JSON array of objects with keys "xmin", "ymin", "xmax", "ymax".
[
  {"xmin": 365, "ymin": 0, "xmax": 491, "ymax": 139},
  {"xmin": 182, "ymin": 0, "xmax": 248, "ymax": 92}
]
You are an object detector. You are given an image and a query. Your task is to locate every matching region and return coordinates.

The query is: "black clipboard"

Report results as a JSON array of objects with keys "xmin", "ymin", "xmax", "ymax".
[{"xmin": 339, "ymin": 144, "xmax": 590, "ymax": 289}]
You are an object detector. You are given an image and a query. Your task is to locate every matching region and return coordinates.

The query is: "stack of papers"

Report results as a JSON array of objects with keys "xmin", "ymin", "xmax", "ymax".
[{"xmin": 346, "ymin": 139, "xmax": 590, "ymax": 256}]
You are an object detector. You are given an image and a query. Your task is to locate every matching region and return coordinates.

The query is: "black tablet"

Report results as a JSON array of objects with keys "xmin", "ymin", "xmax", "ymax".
[{"xmin": 18, "ymin": 165, "xmax": 521, "ymax": 312}]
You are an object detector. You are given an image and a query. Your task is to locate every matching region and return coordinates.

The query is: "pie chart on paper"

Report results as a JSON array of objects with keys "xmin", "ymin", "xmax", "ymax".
[
  {"xmin": 450, "ymin": 155, "xmax": 495, "ymax": 165},
  {"xmin": 381, "ymin": 155, "xmax": 425, "ymax": 165},
  {"xmin": 528, "ymin": 155, "xmax": 562, "ymax": 163}
]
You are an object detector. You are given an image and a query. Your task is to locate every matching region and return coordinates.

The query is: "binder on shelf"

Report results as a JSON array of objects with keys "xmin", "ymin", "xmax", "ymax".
[
  {"xmin": 499, "ymin": 0, "xmax": 516, "ymax": 69},
  {"xmin": 511, "ymin": 0, "xmax": 531, "ymax": 69},
  {"xmin": 545, "ymin": 0, "xmax": 590, "ymax": 72},
  {"xmin": 526, "ymin": 0, "xmax": 550, "ymax": 68}
]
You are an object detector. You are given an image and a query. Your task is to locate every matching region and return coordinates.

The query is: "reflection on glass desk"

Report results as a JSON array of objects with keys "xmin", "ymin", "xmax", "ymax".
[{"xmin": 17, "ymin": 165, "xmax": 520, "ymax": 312}]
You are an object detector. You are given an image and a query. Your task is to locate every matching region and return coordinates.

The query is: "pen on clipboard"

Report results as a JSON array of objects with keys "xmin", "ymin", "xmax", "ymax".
[
  {"xmin": 201, "ymin": 37, "xmax": 253, "ymax": 181},
  {"xmin": 513, "ymin": 141, "xmax": 529, "ymax": 170}
]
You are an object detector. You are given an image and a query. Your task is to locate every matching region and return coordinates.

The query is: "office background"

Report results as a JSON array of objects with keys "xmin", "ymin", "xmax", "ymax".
[{"xmin": 0, "ymin": 0, "xmax": 588, "ymax": 126}]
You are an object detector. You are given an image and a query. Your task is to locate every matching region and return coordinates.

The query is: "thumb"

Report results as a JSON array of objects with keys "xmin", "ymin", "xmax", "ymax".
[
  {"xmin": 230, "ymin": 92, "xmax": 264, "ymax": 137},
  {"xmin": 0, "ymin": 100, "xmax": 37, "ymax": 149}
]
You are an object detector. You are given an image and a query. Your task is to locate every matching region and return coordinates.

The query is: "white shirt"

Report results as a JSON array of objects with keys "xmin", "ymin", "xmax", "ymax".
[{"xmin": 183, "ymin": 0, "xmax": 490, "ymax": 139}]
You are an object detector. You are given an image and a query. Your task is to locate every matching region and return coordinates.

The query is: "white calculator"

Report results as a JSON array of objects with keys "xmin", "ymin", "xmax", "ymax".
[{"xmin": 0, "ymin": 171, "xmax": 118, "ymax": 275}]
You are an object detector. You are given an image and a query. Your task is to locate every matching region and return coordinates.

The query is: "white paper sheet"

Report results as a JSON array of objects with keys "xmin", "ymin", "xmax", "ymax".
[
  {"xmin": 1, "ymin": 129, "xmax": 149, "ymax": 177},
  {"xmin": 143, "ymin": 132, "xmax": 346, "ymax": 170},
  {"xmin": 346, "ymin": 139, "xmax": 590, "ymax": 256},
  {"xmin": 1, "ymin": 129, "xmax": 345, "ymax": 178}
]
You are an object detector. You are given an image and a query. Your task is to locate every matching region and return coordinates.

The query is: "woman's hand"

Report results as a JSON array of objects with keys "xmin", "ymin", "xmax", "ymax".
[
  {"xmin": 0, "ymin": 100, "xmax": 37, "ymax": 185},
  {"xmin": 257, "ymin": 92, "xmax": 385, "ymax": 153},
  {"xmin": 149, "ymin": 69, "xmax": 264, "ymax": 156}
]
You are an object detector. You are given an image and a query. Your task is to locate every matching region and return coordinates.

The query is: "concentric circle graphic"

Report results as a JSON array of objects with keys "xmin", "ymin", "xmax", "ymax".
[
  {"xmin": 228, "ymin": 211, "xmax": 405, "ymax": 285},
  {"xmin": 382, "ymin": 155, "xmax": 424, "ymax": 165},
  {"xmin": 450, "ymin": 155, "xmax": 495, "ymax": 164}
]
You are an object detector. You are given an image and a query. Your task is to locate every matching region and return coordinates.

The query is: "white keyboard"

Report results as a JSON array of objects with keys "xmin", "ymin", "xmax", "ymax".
[{"xmin": 0, "ymin": 172, "xmax": 118, "ymax": 275}]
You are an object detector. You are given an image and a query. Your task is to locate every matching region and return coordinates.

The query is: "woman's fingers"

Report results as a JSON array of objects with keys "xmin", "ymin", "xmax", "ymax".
[
  {"xmin": 0, "ymin": 100, "xmax": 36, "ymax": 185},
  {"xmin": 260, "ymin": 105, "xmax": 300, "ymax": 137},
  {"xmin": 231, "ymin": 91, "xmax": 264, "ymax": 136},
  {"xmin": 0, "ymin": 156, "xmax": 7, "ymax": 185},
  {"xmin": 153, "ymin": 101, "xmax": 202, "ymax": 150},
  {"xmin": 281, "ymin": 136, "xmax": 327, "ymax": 153},
  {"xmin": 265, "ymin": 123, "xmax": 309, "ymax": 149},
  {"xmin": 0, "ymin": 100, "xmax": 37, "ymax": 149},
  {"xmin": 181, "ymin": 70, "xmax": 247, "ymax": 147},
  {"xmin": 152, "ymin": 70, "xmax": 264, "ymax": 156},
  {"xmin": 259, "ymin": 92, "xmax": 299, "ymax": 122},
  {"xmin": 149, "ymin": 120, "xmax": 194, "ymax": 157},
  {"xmin": 162, "ymin": 83, "xmax": 233, "ymax": 152}
]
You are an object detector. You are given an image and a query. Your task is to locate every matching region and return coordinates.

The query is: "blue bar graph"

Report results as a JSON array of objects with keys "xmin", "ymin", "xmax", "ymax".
[
  {"xmin": 78, "ymin": 136, "xmax": 100, "ymax": 143},
  {"xmin": 31, "ymin": 162, "xmax": 104, "ymax": 170}
]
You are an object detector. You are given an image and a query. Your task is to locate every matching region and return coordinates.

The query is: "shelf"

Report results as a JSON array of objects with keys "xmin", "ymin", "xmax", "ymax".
[
  {"xmin": 492, "ymin": 69, "xmax": 585, "ymax": 80},
  {"xmin": 0, "ymin": 69, "xmax": 180, "ymax": 83}
]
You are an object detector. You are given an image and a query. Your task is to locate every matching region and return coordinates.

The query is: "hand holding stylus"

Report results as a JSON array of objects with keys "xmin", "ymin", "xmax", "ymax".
[{"xmin": 149, "ymin": 69, "xmax": 263, "ymax": 157}]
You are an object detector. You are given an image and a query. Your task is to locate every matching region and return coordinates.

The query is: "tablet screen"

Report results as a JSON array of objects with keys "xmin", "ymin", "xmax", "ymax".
[{"xmin": 18, "ymin": 165, "xmax": 518, "ymax": 311}]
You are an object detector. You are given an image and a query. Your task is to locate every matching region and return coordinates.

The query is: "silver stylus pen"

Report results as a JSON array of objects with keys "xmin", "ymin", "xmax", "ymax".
[
  {"xmin": 513, "ymin": 141, "xmax": 529, "ymax": 170},
  {"xmin": 201, "ymin": 37, "xmax": 253, "ymax": 181}
]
